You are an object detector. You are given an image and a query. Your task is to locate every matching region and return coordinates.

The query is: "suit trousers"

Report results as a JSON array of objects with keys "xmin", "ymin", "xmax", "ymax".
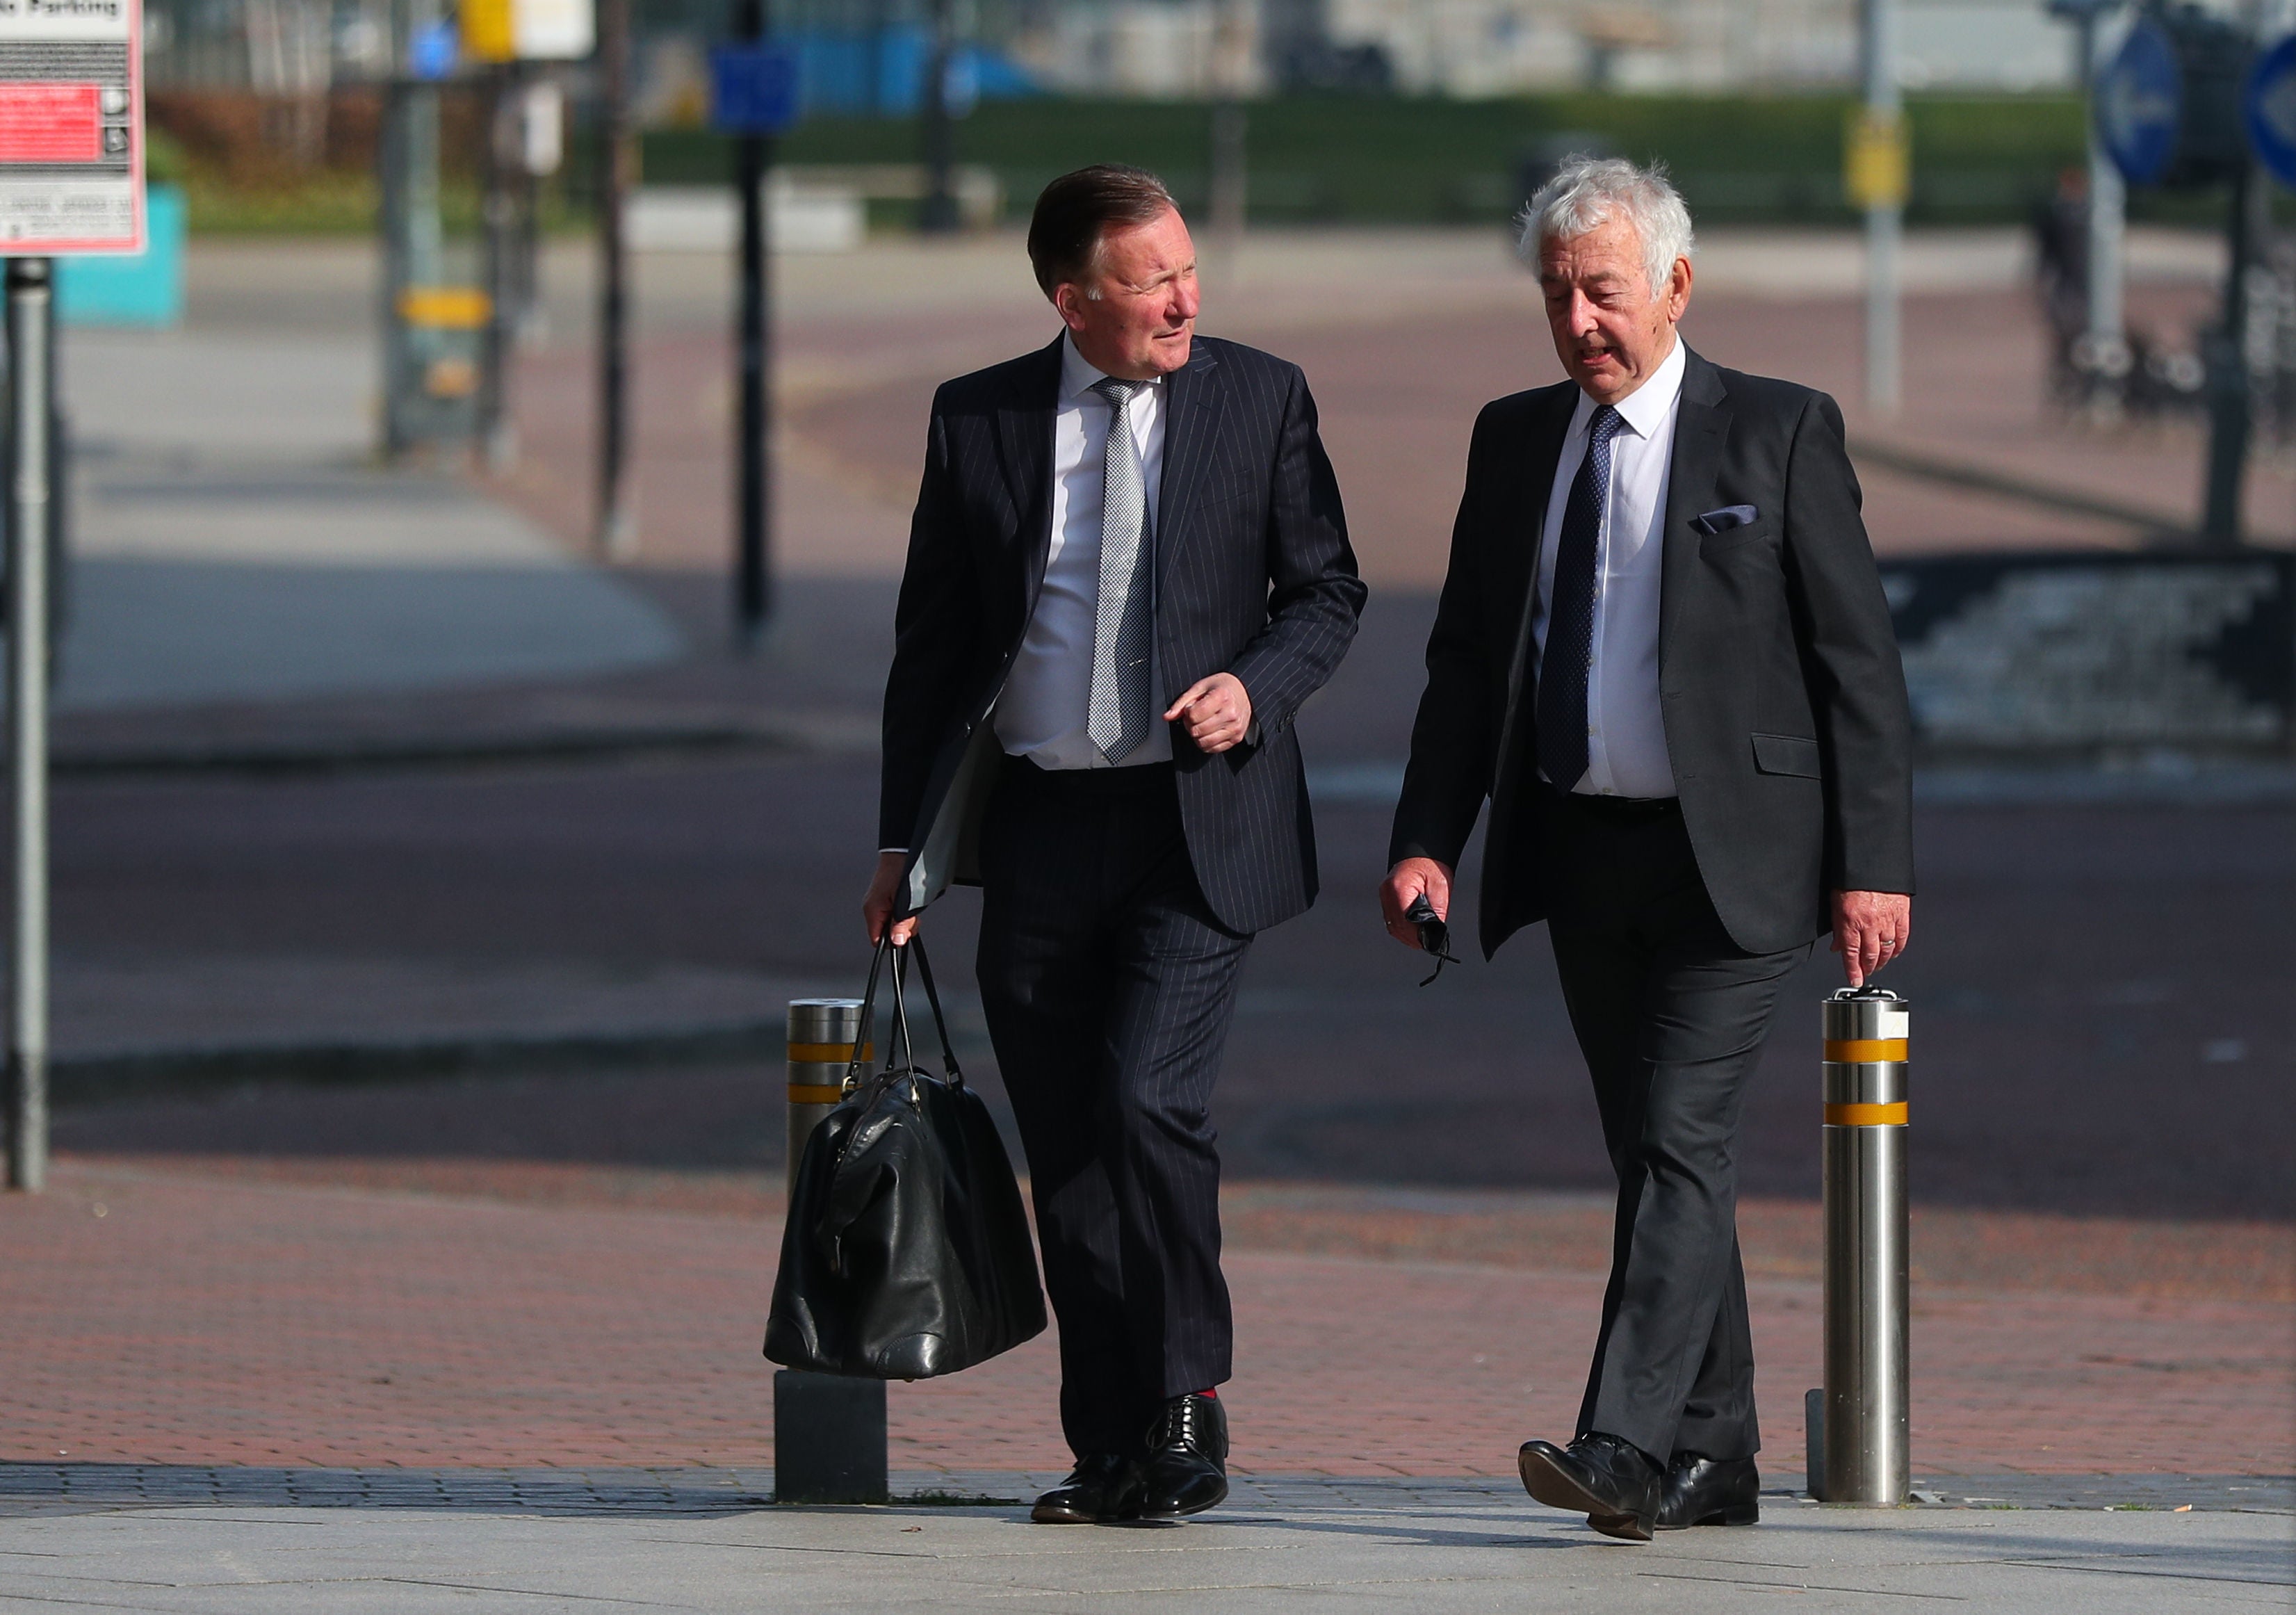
[
  {"xmin": 975, "ymin": 754, "xmax": 1251, "ymax": 1458},
  {"xmin": 1536, "ymin": 787, "xmax": 1809, "ymax": 1465}
]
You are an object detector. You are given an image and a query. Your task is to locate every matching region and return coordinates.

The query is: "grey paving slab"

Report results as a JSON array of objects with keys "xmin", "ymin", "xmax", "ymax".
[
  {"xmin": 0, "ymin": 1482, "xmax": 2286, "ymax": 1614},
  {"xmin": 54, "ymin": 327, "xmax": 685, "ymax": 715},
  {"xmin": 6, "ymin": 1467, "xmax": 2284, "ymax": 1520},
  {"xmin": 59, "ymin": 556, "xmax": 685, "ymax": 711}
]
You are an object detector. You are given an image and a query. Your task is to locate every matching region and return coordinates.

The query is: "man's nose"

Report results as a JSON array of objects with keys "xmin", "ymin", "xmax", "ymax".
[
  {"xmin": 1568, "ymin": 291, "xmax": 1600, "ymax": 336},
  {"xmin": 1170, "ymin": 275, "xmax": 1201, "ymax": 323}
]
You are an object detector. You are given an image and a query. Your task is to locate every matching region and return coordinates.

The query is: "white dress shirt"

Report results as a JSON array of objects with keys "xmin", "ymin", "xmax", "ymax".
[
  {"xmin": 1530, "ymin": 335, "xmax": 1686, "ymax": 800},
  {"xmin": 993, "ymin": 334, "xmax": 1172, "ymax": 770}
]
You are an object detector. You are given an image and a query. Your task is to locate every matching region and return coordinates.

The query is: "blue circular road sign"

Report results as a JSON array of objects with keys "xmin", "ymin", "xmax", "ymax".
[
  {"xmin": 2098, "ymin": 17, "xmax": 2183, "ymax": 186},
  {"xmin": 2246, "ymin": 35, "xmax": 2296, "ymax": 188}
]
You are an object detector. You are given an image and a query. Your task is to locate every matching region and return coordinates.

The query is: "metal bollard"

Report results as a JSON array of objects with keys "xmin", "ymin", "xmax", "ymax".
[
  {"xmin": 775, "ymin": 997, "xmax": 888, "ymax": 1504},
  {"xmin": 1816, "ymin": 987, "xmax": 1910, "ymax": 1505},
  {"xmin": 785, "ymin": 998, "xmax": 867, "ymax": 1196}
]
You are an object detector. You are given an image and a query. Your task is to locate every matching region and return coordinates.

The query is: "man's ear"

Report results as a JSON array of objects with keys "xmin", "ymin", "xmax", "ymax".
[{"xmin": 1052, "ymin": 282, "xmax": 1090, "ymax": 334}]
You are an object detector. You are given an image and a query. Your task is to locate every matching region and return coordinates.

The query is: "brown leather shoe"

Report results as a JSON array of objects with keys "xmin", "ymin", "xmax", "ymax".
[{"xmin": 1031, "ymin": 1453, "xmax": 1135, "ymax": 1524}]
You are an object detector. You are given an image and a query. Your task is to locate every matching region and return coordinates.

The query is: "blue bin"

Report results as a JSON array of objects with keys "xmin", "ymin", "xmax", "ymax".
[{"xmin": 56, "ymin": 184, "xmax": 186, "ymax": 328}]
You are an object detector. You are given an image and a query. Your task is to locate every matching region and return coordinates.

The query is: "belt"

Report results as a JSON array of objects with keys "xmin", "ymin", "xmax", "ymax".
[
  {"xmin": 1000, "ymin": 752, "xmax": 1175, "ymax": 797},
  {"xmin": 1538, "ymin": 783, "xmax": 1680, "ymax": 825}
]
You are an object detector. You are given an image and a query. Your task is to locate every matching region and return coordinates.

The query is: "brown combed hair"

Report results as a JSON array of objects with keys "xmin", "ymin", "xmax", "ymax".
[{"xmin": 1025, "ymin": 165, "xmax": 1178, "ymax": 298}]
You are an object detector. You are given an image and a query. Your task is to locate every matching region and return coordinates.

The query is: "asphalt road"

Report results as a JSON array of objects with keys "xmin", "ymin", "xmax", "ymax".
[{"xmin": 51, "ymin": 576, "xmax": 2293, "ymax": 1224}]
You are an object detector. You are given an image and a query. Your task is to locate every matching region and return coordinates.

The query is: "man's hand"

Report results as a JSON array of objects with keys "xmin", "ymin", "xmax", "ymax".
[
  {"xmin": 1831, "ymin": 890, "xmax": 1910, "ymax": 987},
  {"xmin": 1165, "ymin": 673, "xmax": 1253, "ymax": 754},
  {"xmin": 863, "ymin": 851, "xmax": 918, "ymax": 947},
  {"xmin": 1380, "ymin": 857, "xmax": 1454, "ymax": 950}
]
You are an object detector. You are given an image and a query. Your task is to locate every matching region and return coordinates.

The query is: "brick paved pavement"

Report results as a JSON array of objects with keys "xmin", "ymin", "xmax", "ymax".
[{"xmin": 4, "ymin": 1160, "xmax": 2285, "ymax": 1479}]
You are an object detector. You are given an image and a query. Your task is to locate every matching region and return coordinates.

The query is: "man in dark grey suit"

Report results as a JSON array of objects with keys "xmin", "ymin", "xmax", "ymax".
[
  {"xmin": 865, "ymin": 166, "xmax": 1364, "ymax": 1524},
  {"xmin": 1382, "ymin": 157, "xmax": 1914, "ymax": 1541}
]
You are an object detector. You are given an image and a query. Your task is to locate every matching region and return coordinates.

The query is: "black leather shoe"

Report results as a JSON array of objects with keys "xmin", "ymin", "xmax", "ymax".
[
  {"xmin": 1656, "ymin": 1454, "xmax": 1760, "ymax": 1529},
  {"xmin": 1121, "ymin": 1393, "xmax": 1229, "ymax": 1521},
  {"xmin": 1517, "ymin": 1432, "xmax": 1662, "ymax": 1542},
  {"xmin": 1032, "ymin": 1453, "xmax": 1136, "ymax": 1524}
]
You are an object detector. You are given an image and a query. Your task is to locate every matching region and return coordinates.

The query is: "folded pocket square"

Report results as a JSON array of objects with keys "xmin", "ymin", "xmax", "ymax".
[{"xmin": 1692, "ymin": 504, "xmax": 1760, "ymax": 536}]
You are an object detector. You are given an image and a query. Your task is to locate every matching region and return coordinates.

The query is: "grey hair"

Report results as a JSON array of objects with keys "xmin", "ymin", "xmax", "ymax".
[{"xmin": 1515, "ymin": 156, "xmax": 1695, "ymax": 301}]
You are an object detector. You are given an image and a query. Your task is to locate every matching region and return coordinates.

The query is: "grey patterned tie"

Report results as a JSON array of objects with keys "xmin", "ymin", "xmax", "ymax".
[{"xmin": 1089, "ymin": 377, "xmax": 1155, "ymax": 763}]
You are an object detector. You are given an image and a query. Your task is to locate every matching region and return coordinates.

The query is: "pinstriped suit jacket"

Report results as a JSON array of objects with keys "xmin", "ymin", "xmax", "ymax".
[{"xmin": 881, "ymin": 333, "xmax": 1366, "ymax": 936}]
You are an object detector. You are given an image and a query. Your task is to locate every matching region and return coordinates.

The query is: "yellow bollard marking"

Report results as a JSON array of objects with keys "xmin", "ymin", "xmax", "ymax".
[{"xmin": 1823, "ymin": 1101, "xmax": 1909, "ymax": 1126}]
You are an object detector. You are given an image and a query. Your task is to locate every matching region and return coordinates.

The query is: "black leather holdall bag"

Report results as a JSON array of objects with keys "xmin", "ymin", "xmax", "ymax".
[{"xmin": 764, "ymin": 934, "xmax": 1045, "ymax": 1379}]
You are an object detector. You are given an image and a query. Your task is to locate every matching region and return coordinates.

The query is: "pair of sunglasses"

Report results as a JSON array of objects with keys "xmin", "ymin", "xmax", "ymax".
[{"xmin": 1405, "ymin": 894, "xmax": 1462, "ymax": 987}]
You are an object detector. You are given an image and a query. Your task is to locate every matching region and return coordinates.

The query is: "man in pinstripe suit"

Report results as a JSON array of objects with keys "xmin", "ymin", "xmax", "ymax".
[{"xmin": 863, "ymin": 166, "xmax": 1365, "ymax": 1524}]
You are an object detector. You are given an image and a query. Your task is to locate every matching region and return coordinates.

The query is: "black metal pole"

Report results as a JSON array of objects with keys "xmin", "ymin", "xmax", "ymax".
[
  {"xmin": 379, "ymin": 79, "xmax": 412, "ymax": 460},
  {"xmin": 5, "ymin": 257, "xmax": 51, "ymax": 1194},
  {"xmin": 2200, "ymin": 161, "xmax": 2261, "ymax": 549},
  {"xmin": 734, "ymin": 0, "xmax": 773, "ymax": 640},
  {"xmin": 918, "ymin": 0, "xmax": 957, "ymax": 234},
  {"xmin": 479, "ymin": 63, "xmax": 514, "ymax": 469},
  {"xmin": 866, "ymin": 0, "xmax": 888, "ymax": 116},
  {"xmin": 596, "ymin": 0, "xmax": 635, "ymax": 558}
]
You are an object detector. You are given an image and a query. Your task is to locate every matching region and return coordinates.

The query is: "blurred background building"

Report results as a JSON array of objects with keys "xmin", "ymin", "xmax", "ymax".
[
  {"xmin": 122, "ymin": 0, "xmax": 2188, "ymax": 243},
  {"xmin": 135, "ymin": 0, "xmax": 2110, "ymax": 117}
]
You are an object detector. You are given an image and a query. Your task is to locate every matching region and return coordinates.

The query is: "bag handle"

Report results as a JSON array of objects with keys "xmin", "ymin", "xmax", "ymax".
[
  {"xmin": 904, "ymin": 932, "xmax": 964, "ymax": 1087},
  {"xmin": 886, "ymin": 941, "xmax": 918, "ymax": 1076},
  {"xmin": 840, "ymin": 933, "xmax": 963, "ymax": 1094},
  {"xmin": 844, "ymin": 936, "xmax": 893, "ymax": 1093}
]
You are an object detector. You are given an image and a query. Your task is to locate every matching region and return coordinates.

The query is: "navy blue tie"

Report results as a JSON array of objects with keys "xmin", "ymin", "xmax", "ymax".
[{"xmin": 1536, "ymin": 404, "xmax": 1622, "ymax": 793}]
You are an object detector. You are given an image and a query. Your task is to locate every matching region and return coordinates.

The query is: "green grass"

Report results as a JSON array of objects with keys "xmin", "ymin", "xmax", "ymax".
[
  {"xmin": 171, "ymin": 90, "xmax": 2252, "ymax": 236},
  {"xmin": 179, "ymin": 170, "xmax": 389, "ymax": 234}
]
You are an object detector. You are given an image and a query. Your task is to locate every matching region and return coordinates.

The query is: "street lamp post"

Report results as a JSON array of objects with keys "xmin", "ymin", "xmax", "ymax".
[
  {"xmin": 919, "ymin": 0, "xmax": 958, "ymax": 234},
  {"xmin": 733, "ymin": 0, "xmax": 774, "ymax": 640},
  {"xmin": 1856, "ymin": 0, "xmax": 1905, "ymax": 416},
  {"xmin": 596, "ymin": 0, "xmax": 636, "ymax": 560}
]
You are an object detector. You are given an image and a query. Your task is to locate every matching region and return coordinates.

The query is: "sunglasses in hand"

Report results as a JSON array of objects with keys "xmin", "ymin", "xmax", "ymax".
[{"xmin": 1405, "ymin": 893, "xmax": 1462, "ymax": 987}]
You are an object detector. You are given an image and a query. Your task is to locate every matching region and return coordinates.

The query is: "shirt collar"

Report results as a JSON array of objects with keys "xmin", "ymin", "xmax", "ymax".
[
  {"xmin": 1061, "ymin": 332, "xmax": 1162, "ymax": 402},
  {"xmin": 1574, "ymin": 334, "xmax": 1687, "ymax": 441}
]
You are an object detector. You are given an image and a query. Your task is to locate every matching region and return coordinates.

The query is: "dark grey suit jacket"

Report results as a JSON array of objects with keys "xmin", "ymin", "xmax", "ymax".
[
  {"xmin": 1388, "ymin": 346, "xmax": 1914, "ymax": 959},
  {"xmin": 882, "ymin": 333, "xmax": 1365, "ymax": 936}
]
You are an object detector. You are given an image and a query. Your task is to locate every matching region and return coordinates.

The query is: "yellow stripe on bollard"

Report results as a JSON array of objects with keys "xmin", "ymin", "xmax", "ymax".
[
  {"xmin": 398, "ymin": 286, "xmax": 493, "ymax": 330},
  {"xmin": 788, "ymin": 1083, "xmax": 848, "ymax": 1105},
  {"xmin": 787, "ymin": 1041, "xmax": 871, "ymax": 1063},
  {"xmin": 1824, "ymin": 1101, "xmax": 1909, "ymax": 1126},
  {"xmin": 1823, "ymin": 1038, "xmax": 1908, "ymax": 1063}
]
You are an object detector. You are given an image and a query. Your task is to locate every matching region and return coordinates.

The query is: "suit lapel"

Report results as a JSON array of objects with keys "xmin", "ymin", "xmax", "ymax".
[
  {"xmin": 994, "ymin": 335, "xmax": 1064, "ymax": 609},
  {"xmin": 1659, "ymin": 347, "xmax": 1729, "ymax": 678},
  {"xmin": 1153, "ymin": 344, "xmax": 1226, "ymax": 592}
]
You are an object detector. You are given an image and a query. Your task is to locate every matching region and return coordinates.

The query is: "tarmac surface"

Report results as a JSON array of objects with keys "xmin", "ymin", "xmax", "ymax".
[{"xmin": 6, "ymin": 228, "xmax": 2290, "ymax": 1612}]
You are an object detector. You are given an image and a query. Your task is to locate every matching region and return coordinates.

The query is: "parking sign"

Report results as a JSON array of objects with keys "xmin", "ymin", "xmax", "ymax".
[{"xmin": 0, "ymin": 0, "xmax": 144, "ymax": 253}]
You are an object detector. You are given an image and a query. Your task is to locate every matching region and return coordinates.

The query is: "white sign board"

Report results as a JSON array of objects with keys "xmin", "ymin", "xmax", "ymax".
[
  {"xmin": 0, "ymin": 0, "xmax": 143, "ymax": 254},
  {"xmin": 462, "ymin": 0, "xmax": 593, "ymax": 63},
  {"xmin": 513, "ymin": 0, "xmax": 593, "ymax": 60}
]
